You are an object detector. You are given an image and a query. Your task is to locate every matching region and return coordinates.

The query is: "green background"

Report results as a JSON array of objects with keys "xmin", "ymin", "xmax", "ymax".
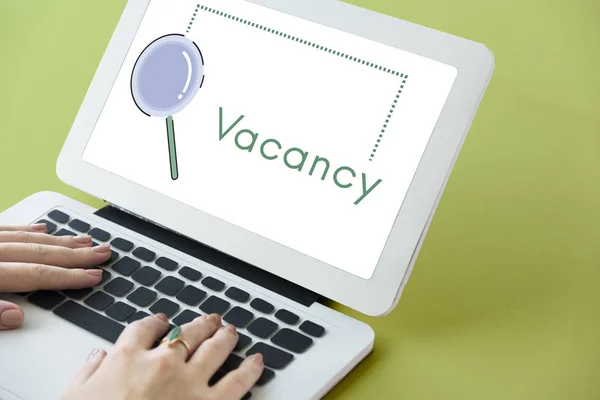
[{"xmin": 1, "ymin": 1, "xmax": 599, "ymax": 399}]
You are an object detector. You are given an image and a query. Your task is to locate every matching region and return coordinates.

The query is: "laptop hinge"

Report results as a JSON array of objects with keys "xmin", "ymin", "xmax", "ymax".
[{"xmin": 95, "ymin": 205, "xmax": 320, "ymax": 307}]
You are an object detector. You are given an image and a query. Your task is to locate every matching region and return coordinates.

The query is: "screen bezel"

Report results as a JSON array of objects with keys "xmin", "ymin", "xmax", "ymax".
[{"xmin": 57, "ymin": 0, "xmax": 494, "ymax": 316}]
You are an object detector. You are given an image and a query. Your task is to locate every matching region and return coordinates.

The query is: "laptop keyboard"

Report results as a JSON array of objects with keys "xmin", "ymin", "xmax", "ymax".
[{"xmin": 24, "ymin": 208, "xmax": 327, "ymax": 399}]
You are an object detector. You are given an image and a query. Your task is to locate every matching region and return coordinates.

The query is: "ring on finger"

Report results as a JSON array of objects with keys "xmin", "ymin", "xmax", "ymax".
[{"xmin": 160, "ymin": 326, "xmax": 192, "ymax": 359}]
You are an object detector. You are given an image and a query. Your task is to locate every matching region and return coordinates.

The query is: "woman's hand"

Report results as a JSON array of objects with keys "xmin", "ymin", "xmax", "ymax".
[
  {"xmin": 62, "ymin": 313, "xmax": 264, "ymax": 400},
  {"xmin": 0, "ymin": 224, "xmax": 111, "ymax": 330}
]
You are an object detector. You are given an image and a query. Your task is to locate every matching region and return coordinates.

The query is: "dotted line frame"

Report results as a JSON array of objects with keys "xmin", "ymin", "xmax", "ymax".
[{"xmin": 191, "ymin": 3, "xmax": 409, "ymax": 162}]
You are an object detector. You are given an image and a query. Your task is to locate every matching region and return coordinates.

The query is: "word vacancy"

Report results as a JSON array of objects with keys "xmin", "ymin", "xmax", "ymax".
[{"xmin": 218, "ymin": 107, "xmax": 382, "ymax": 205}]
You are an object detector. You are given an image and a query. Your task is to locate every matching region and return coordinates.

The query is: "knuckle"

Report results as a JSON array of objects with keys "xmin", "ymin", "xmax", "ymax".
[
  {"xmin": 16, "ymin": 231, "xmax": 29, "ymax": 242},
  {"xmin": 30, "ymin": 243, "xmax": 47, "ymax": 257},
  {"xmin": 152, "ymin": 353, "xmax": 174, "ymax": 373},
  {"xmin": 230, "ymin": 372, "xmax": 250, "ymax": 391},
  {"xmin": 117, "ymin": 344, "xmax": 138, "ymax": 359},
  {"xmin": 32, "ymin": 264, "xmax": 46, "ymax": 278}
]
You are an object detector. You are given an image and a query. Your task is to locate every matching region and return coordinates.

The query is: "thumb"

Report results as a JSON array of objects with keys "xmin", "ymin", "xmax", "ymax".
[
  {"xmin": 69, "ymin": 348, "xmax": 107, "ymax": 387},
  {"xmin": 0, "ymin": 300, "xmax": 24, "ymax": 330}
]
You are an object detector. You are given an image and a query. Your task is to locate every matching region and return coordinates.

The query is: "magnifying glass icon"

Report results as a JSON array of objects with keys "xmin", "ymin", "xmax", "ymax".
[{"xmin": 131, "ymin": 34, "xmax": 204, "ymax": 180}]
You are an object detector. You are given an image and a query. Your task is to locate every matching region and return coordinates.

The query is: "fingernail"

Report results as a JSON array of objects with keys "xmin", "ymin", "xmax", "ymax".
[
  {"xmin": 155, "ymin": 313, "xmax": 168, "ymax": 322},
  {"xmin": 224, "ymin": 324, "xmax": 237, "ymax": 334},
  {"xmin": 0, "ymin": 309, "xmax": 24, "ymax": 329},
  {"xmin": 74, "ymin": 235, "xmax": 92, "ymax": 244},
  {"xmin": 87, "ymin": 348, "xmax": 105, "ymax": 362},
  {"xmin": 86, "ymin": 269, "xmax": 103, "ymax": 276},
  {"xmin": 249, "ymin": 353, "xmax": 263, "ymax": 364},
  {"xmin": 93, "ymin": 244, "xmax": 111, "ymax": 253},
  {"xmin": 208, "ymin": 314, "xmax": 221, "ymax": 325},
  {"xmin": 31, "ymin": 223, "xmax": 47, "ymax": 232}
]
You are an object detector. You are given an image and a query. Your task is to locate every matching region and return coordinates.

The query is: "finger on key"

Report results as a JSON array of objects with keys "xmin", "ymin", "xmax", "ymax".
[
  {"xmin": 0, "ymin": 243, "xmax": 111, "ymax": 267},
  {"xmin": 0, "ymin": 263, "xmax": 103, "ymax": 292},
  {"xmin": 157, "ymin": 314, "xmax": 222, "ymax": 361},
  {"xmin": 0, "ymin": 224, "xmax": 47, "ymax": 233},
  {"xmin": 191, "ymin": 323, "xmax": 240, "ymax": 381},
  {"xmin": 116, "ymin": 314, "xmax": 170, "ymax": 350},
  {"xmin": 210, "ymin": 354, "xmax": 264, "ymax": 400},
  {"xmin": 0, "ymin": 231, "xmax": 93, "ymax": 249}
]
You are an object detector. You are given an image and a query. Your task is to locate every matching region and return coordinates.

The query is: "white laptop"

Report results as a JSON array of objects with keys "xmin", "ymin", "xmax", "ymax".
[{"xmin": 0, "ymin": 0, "xmax": 494, "ymax": 399}]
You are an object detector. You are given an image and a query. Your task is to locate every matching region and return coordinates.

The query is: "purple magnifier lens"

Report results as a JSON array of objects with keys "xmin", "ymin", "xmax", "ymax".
[
  {"xmin": 132, "ymin": 34, "xmax": 204, "ymax": 117},
  {"xmin": 131, "ymin": 34, "xmax": 204, "ymax": 180}
]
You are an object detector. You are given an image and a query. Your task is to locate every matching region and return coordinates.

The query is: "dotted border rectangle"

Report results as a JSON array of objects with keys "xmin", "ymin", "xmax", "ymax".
[{"xmin": 189, "ymin": 4, "xmax": 409, "ymax": 161}]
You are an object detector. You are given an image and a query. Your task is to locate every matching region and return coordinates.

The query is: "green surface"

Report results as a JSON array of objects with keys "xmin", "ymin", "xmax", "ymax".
[{"xmin": 1, "ymin": 1, "xmax": 599, "ymax": 399}]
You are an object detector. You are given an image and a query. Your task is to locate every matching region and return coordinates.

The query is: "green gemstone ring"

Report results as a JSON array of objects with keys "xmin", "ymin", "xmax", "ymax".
[{"xmin": 160, "ymin": 326, "xmax": 192, "ymax": 358}]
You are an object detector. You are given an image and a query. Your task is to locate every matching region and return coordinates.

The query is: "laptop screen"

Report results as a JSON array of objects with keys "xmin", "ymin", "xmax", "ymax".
[{"xmin": 82, "ymin": 0, "xmax": 457, "ymax": 280}]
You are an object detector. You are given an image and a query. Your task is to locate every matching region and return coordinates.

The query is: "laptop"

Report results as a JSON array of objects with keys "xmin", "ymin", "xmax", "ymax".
[{"xmin": 0, "ymin": 0, "xmax": 494, "ymax": 399}]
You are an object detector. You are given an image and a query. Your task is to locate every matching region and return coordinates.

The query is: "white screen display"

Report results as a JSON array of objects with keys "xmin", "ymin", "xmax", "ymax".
[{"xmin": 82, "ymin": 0, "xmax": 457, "ymax": 279}]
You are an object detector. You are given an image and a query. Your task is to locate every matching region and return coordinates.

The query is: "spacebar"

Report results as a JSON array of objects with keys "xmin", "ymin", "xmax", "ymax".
[{"xmin": 54, "ymin": 300, "xmax": 125, "ymax": 344}]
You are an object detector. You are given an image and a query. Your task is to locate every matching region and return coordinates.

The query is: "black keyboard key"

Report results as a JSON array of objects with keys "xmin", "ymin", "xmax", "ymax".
[
  {"xmin": 68, "ymin": 219, "xmax": 90, "ymax": 233},
  {"xmin": 105, "ymin": 302, "xmax": 136, "ymax": 322},
  {"xmin": 28, "ymin": 291, "xmax": 65, "ymax": 310},
  {"xmin": 242, "ymin": 393, "xmax": 252, "ymax": 400},
  {"xmin": 275, "ymin": 309, "xmax": 299, "ymax": 325},
  {"xmin": 92, "ymin": 241, "xmax": 99, "ymax": 247},
  {"xmin": 112, "ymin": 256, "xmax": 140, "ymax": 276},
  {"xmin": 271, "ymin": 328, "xmax": 313, "ymax": 353},
  {"xmin": 104, "ymin": 277, "xmax": 134, "ymax": 297},
  {"xmin": 63, "ymin": 288, "xmax": 93, "ymax": 300},
  {"xmin": 250, "ymin": 298, "xmax": 274, "ymax": 314},
  {"xmin": 209, "ymin": 370, "xmax": 226, "ymax": 386},
  {"xmin": 246, "ymin": 343, "xmax": 293, "ymax": 369},
  {"xmin": 132, "ymin": 266, "xmax": 161, "ymax": 286},
  {"xmin": 176, "ymin": 286, "xmax": 206, "ymax": 306},
  {"xmin": 155, "ymin": 257, "xmax": 178, "ymax": 271},
  {"xmin": 202, "ymin": 276, "xmax": 225, "ymax": 292},
  {"xmin": 54, "ymin": 300, "xmax": 124, "ymax": 343},
  {"xmin": 132, "ymin": 247, "xmax": 155, "ymax": 262},
  {"xmin": 219, "ymin": 353, "xmax": 243, "ymax": 372},
  {"xmin": 84, "ymin": 292, "xmax": 115, "ymax": 311},
  {"xmin": 172, "ymin": 310, "xmax": 201, "ymax": 326},
  {"xmin": 155, "ymin": 276, "xmax": 185, "ymax": 296},
  {"xmin": 225, "ymin": 287, "xmax": 250, "ymax": 303},
  {"xmin": 299, "ymin": 320, "xmax": 325, "ymax": 338},
  {"xmin": 55, "ymin": 228, "xmax": 76, "ymax": 237},
  {"xmin": 89, "ymin": 228, "xmax": 110, "ymax": 242},
  {"xmin": 247, "ymin": 318, "xmax": 278, "ymax": 339},
  {"xmin": 101, "ymin": 250, "xmax": 120, "ymax": 267},
  {"xmin": 127, "ymin": 287, "xmax": 157, "ymax": 307},
  {"xmin": 223, "ymin": 307, "xmax": 254, "ymax": 328},
  {"xmin": 48, "ymin": 210, "xmax": 69, "ymax": 223},
  {"xmin": 256, "ymin": 368, "xmax": 275, "ymax": 386},
  {"xmin": 99, "ymin": 270, "xmax": 112, "ymax": 285},
  {"xmin": 199, "ymin": 296, "xmax": 230, "ymax": 315},
  {"xmin": 178, "ymin": 266, "xmax": 202, "ymax": 281},
  {"xmin": 111, "ymin": 237, "xmax": 134, "ymax": 252},
  {"xmin": 235, "ymin": 332, "xmax": 252, "ymax": 352},
  {"xmin": 149, "ymin": 298, "xmax": 180, "ymax": 318},
  {"xmin": 36, "ymin": 219, "xmax": 57, "ymax": 234},
  {"xmin": 128, "ymin": 311, "xmax": 150, "ymax": 324}
]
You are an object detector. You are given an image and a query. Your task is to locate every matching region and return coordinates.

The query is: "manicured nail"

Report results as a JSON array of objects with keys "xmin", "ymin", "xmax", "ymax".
[
  {"xmin": 224, "ymin": 324, "xmax": 237, "ymax": 334},
  {"xmin": 0, "ymin": 309, "xmax": 24, "ymax": 329},
  {"xmin": 93, "ymin": 244, "xmax": 111, "ymax": 253},
  {"xmin": 86, "ymin": 269, "xmax": 103, "ymax": 276},
  {"xmin": 74, "ymin": 235, "xmax": 92, "ymax": 244},
  {"xmin": 87, "ymin": 348, "xmax": 105, "ymax": 362},
  {"xmin": 155, "ymin": 313, "xmax": 168, "ymax": 322},
  {"xmin": 249, "ymin": 353, "xmax": 263, "ymax": 364},
  {"xmin": 31, "ymin": 223, "xmax": 47, "ymax": 232}
]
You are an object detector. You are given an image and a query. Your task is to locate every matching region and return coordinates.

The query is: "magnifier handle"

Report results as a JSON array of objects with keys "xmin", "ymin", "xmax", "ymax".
[{"xmin": 166, "ymin": 116, "xmax": 179, "ymax": 180}]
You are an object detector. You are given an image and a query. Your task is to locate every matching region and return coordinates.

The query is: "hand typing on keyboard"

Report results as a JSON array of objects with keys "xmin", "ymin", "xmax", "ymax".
[
  {"xmin": 0, "ymin": 224, "xmax": 111, "ymax": 330},
  {"xmin": 61, "ymin": 313, "xmax": 264, "ymax": 400}
]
